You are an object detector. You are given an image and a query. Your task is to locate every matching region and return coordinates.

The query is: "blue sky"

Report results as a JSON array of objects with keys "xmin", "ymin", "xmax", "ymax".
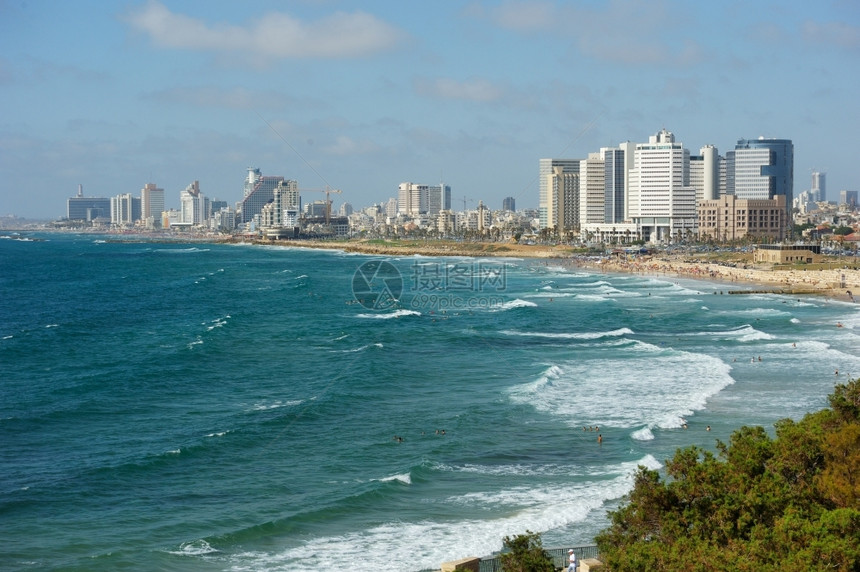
[{"xmin": 1, "ymin": 0, "xmax": 858, "ymax": 219}]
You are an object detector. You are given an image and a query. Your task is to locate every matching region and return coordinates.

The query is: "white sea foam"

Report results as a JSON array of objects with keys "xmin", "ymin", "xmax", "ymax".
[
  {"xmin": 154, "ymin": 247, "xmax": 210, "ymax": 254},
  {"xmin": 694, "ymin": 324, "xmax": 776, "ymax": 342},
  {"xmin": 790, "ymin": 317, "xmax": 801, "ymax": 324},
  {"xmin": 355, "ymin": 309, "xmax": 421, "ymax": 319},
  {"xmin": 169, "ymin": 539, "xmax": 219, "ymax": 556},
  {"xmin": 574, "ymin": 294, "xmax": 611, "ymax": 302},
  {"xmin": 524, "ymin": 292, "xmax": 576, "ymax": 299},
  {"xmin": 718, "ymin": 307, "xmax": 792, "ymax": 318},
  {"xmin": 249, "ymin": 400, "xmax": 303, "ymax": 411},
  {"xmin": 508, "ymin": 348, "xmax": 735, "ymax": 431},
  {"xmin": 630, "ymin": 426, "xmax": 654, "ymax": 441},
  {"xmin": 501, "ymin": 327, "xmax": 634, "ymax": 340},
  {"xmin": 206, "ymin": 316, "xmax": 230, "ymax": 331},
  {"xmin": 377, "ymin": 472, "xmax": 411, "ymax": 485},
  {"xmin": 221, "ymin": 456, "xmax": 659, "ymax": 572},
  {"xmin": 493, "ymin": 299, "xmax": 537, "ymax": 311},
  {"xmin": 335, "ymin": 343, "xmax": 384, "ymax": 353}
]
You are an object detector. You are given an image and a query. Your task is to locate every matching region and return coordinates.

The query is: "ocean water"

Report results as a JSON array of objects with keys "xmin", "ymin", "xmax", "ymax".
[{"xmin": 2, "ymin": 234, "xmax": 859, "ymax": 571}]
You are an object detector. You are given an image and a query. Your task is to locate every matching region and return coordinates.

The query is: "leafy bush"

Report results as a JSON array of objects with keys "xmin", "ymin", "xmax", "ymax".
[
  {"xmin": 595, "ymin": 379, "xmax": 860, "ymax": 571},
  {"xmin": 499, "ymin": 530, "xmax": 555, "ymax": 572}
]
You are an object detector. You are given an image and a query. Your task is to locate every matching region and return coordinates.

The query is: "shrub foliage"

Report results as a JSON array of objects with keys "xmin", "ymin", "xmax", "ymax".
[
  {"xmin": 499, "ymin": 530, "xmax": 556, "ymax": 572},
  {"xmin": 595, "ymin": 379, "xmax": 860, "ymax": 571}
]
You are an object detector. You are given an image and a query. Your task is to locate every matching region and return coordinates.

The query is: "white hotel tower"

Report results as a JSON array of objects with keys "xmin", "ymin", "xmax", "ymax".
[{"xmin": 627, "ymin": 128, "xmax": 697, "ymax": 243}]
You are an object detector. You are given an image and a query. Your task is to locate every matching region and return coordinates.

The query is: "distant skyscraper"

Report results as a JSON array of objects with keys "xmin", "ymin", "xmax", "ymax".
[
  {"xmin": 398, "ymin": 182, "xmax": 447, "ymax": 215},
  {"xmin": 551, "ymin": 165, "xmax": 580, "ymax": 232},
  {"xmin": 385, "ymin": 197, "xmax": 398, "ymax": 218},
  {"xmin": 67, "ymin": 185, "xmax": 110, "ymax": 221},
  {"xmin": 398, "ymin": 182, "xmax": 424, "ymax": 215},
  {"xmin": 427, "ymin": 183, "xmax": 451, "ymax": 215},
  {"xmin": 339, "ymin": 202, "xmax": 354, "ymax": 217},
  {"xmin": 539, "ymin": 158, "xmax": 580, "ymax": 229},
  {"xmin": 260, "ymin": 179, "xmax": 299, "ymax": 229},
  {"xmin": 180, "ymin": 181, "xmax": 208, "ymax": 225},
  {"xmin": 602, "ymin": 147, "xmax": 626, "ymax": 223},
  {"xmin": 140, "ymin": 183, "xmax": 164, "ymax": 228},
  {"xmin": 730, "ymin": 137, "xmax": 793, "ymax": 218},
  {"xmin": 580, "ymin": 153, "xmax": 605, "ymax": 227},
  {"xmin": 502, "ymin": 197, "xmax": 516, "ymax": 212},
  {"xmin": 111, "ymin": 193, "xmax": 141, "ymax": 226},
  {"xmin": 840, "ymin": 190, "xmax": 858, "ymax": 208},
  {"xmin": 811, "ymin": 171, "xmax": 826, "ymax": 202},
  {"xmin": 238, "ymin": 167, "xmax": 285, "ymax": 225},
  {"xmin": 627, "ymin": 128, "xmax": 696, "ymax": 242},
  {"xmin": 689, "ymin": 145, "xmax": 720, "ymax": 204}
]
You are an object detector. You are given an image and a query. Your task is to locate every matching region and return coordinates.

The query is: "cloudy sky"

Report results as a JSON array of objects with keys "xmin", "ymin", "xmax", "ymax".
[{"xmin": 1, "ymin": 0, "xmax": 858, "ymax": 219}]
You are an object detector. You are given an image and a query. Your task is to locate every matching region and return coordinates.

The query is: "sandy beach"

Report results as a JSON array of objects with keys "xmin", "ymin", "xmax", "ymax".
[{"xmin": 275, "ymin": 238, "xmax": 860, "ymax": 302}]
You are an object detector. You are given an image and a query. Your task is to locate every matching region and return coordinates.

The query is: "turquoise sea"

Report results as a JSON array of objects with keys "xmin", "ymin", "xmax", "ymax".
[{"xmin": 2, "ymin": 233, "xmax": 859, "ymax": 571}]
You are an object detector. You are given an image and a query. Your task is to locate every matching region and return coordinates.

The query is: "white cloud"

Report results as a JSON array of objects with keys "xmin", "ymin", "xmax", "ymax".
[
  {"xmin": 322, "ymin": 135, "xmax": 378, "ymax": 156},
  {"xmin": 802, "ymin": 20, "xmax": 860, "ymax": 51},
  {"xmin": 124, "ymin": 1, "xmax": 403, "ymax": 59},
  {"xmin": 479, "ymin": 0, "xmax": 702, "ymax": 67},
  {"xmin": 145, "ymin": 86, "xmax": 311, "ymax": 111},
  {"xmin": 414, "ymin": 77, "xmax": 503, "ymax": 102},
  {"xmin": 490, "ymin": 1, "xmax": 556, "ymax": 32}
]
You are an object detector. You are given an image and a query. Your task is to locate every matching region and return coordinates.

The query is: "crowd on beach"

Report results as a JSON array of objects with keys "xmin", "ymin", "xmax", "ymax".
[
  {"xmin": 572, "ymin": 254, "xmax": 860, "ymax": 301},
  {"xmin": 287, "ymin": 238, "xmax": 860, "ymax": 301}
]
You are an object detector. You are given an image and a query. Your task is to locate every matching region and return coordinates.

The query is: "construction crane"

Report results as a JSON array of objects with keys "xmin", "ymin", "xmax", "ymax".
[{"xmin": 300, "ymin": 187, "xmax": 343, "ymax": 226}]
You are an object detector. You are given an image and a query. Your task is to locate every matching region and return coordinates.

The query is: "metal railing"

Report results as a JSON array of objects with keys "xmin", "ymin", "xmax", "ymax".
[
  {"xmin": 417, "ymin": 544, "xmax": 600, "ymax": 572},
  {"xmin": 482, "ymin": 545, "xmax": 599, "ymax": 571}
]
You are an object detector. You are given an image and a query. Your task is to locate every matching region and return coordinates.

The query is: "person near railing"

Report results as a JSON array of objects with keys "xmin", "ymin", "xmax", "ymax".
[{"xmin": 567, "ymin": 549, "xmax": 577, "ymax": 571}]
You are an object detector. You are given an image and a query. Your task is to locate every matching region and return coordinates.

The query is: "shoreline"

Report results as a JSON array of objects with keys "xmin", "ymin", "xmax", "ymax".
[
  {"xmin": 83, "ymin": 232, "xmax": 860, "ymax": 302},
  {"xmin": 253, "ymin": 238, "xmax": 860, "ymax": 302}
]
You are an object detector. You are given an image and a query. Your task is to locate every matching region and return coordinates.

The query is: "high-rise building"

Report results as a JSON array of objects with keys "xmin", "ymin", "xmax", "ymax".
[
  {"xmin": 580, "ymin": 153, "xmax": 605, "ymax": 227},
  {"xmin": 840, "ymin": 190, "xmax": 858, "ymax": 208},
  {"xmin": 111, "ymin": 193, "xmax": 141, "ymax": 226},
  {"xmin": 550, "ymin": 165, "xmax": 580, "ymax": 233},
  {"xmin": 502, "ymin": 197, "xmax": 516, "ymax": 212},
  {"xmin": 811, "ymin": 171, "xmax": 826, "ymax": 202},
  {"xmin": 238, "ymin": 167, "xmax": 285, "ymax": 225},
  {"xmin": 689, "ymin": 145, "xmax": 720, "ymax": 204},
  {"xmin": 729, "ymin": 137, "xmax": 793, "ymax": 218},
  {"xmin": 539, "ymin": 158, "xmax": 580, "ymax": 229},
  {"xmin": 544, "ymin": 161, "xmax": 580, "ymax": 232},
  {"xmin": 398, "ymin": 182, "xmax": 426, "ymax": 216},
  {"xmin": 140, "ymin": 183, "xmax": 165, "ymax": 228},
  {"xmin": 67, "ymin": 185, "xmax": 110, "ymax": 222},
  {"xmin": 260, "ymin": 179, "xmax": 299, "ymax": 229},
  {"xmin": 427, "ymin": 184, "xmax": 451, "ymax": 215},
  {"xmin": 339, "ymin": 202, "xmax": 354, "ymax": 217},
  {"xmin": 627, "ymin": 128, "xmax": 696, "ymax": 243},
  {"xmin": 385, "ymin": 197, "xmax": 398, "ymax": 219},
  {"xmin": 602, "ymin": 147, "xmax": 627, "ymax": 223},
  {"xmin": 180, "ymin": 181, "xmax": 209, "ymax": 225}
]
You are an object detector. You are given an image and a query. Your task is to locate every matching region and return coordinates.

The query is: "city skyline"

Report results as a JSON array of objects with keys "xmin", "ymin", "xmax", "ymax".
[{"xmin": 2, "ymin": 1, "xmax": 858, "ymax": 219}]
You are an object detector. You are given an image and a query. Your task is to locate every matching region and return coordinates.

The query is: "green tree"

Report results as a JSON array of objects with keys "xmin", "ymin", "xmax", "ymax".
[
  {"xmin": 596, "ymin": 379, "xmax": 860, "ymax": 571},
  {"xmin": 499, "ymin": 530, "xmax": 555, "ymax": 572}
]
